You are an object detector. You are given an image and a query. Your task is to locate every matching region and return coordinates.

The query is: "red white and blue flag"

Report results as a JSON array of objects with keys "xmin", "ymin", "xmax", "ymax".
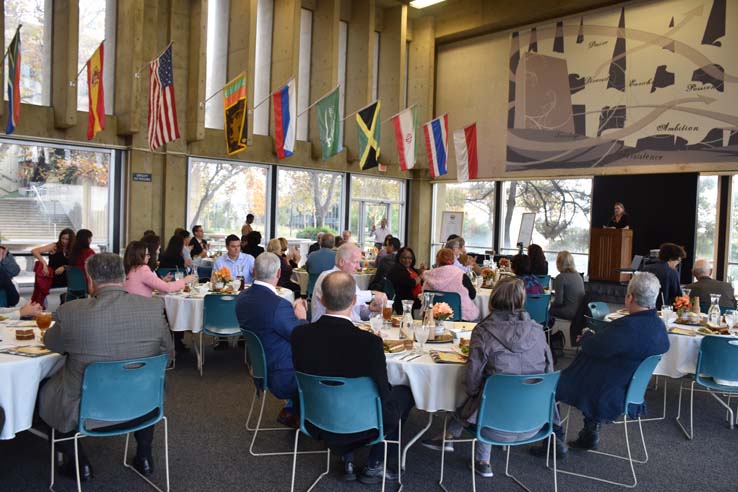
[
  {"xmin": 6, "ymin": 28, "xmax": 21, "ymax": 135},
  {"xmin": 391, "ymin": 106, "xmax": 416, "ymax": 171},
  {"xmin": 453, "ymin": 123, "xmax": 478, "ymax": 182},
  {"xmin": 272, "ymin": 78, "xmax": 296, "ymax": 159},
  {"xmin": 423, "ymin": 114, "xmax": 448, "ymax": 178},
  {"xmin": 147, "ymin": 43, "xmax": 180, "ymax": 151}
]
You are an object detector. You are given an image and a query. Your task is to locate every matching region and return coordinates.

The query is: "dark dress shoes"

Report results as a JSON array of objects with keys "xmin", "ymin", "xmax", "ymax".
[
  {"xmin": 358, "ymin": 463, "xmax": 398, "ymax": 484},
  {"xmin": 133, "ymin": 455, "xmax": 154, "ymax": 476},
  {"xmin": 59, "ymin": 460, "xmax": 94, "ymax": 481}
]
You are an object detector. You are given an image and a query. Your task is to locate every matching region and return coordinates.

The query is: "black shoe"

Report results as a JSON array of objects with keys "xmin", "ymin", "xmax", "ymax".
[
  {"xmin": 358, "ymin": 464, "xmax": 398, "ymax": 484},
  {"xmin": 133, "ymin": 455, "xmax": 154, "ymax": 476},
  {"xmin": 342, "ymin": 460, "xmax": 357, "ymax": 481},
  {"xmin": 59, "ymin": 460, "xmax": 94, "ymax": 481},
  {"xmin": 529, "ymin": 438, "xmax": 568, "ymax": 459},
  {"xmin": 568, "ymin": 423, "xmax": 600, "ymax": 450}
]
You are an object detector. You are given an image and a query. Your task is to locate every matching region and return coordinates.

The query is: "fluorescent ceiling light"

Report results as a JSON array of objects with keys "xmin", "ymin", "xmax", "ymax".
[{"xmin": 410, "ymin": 0, "xmax": 446, "ymax": 9}]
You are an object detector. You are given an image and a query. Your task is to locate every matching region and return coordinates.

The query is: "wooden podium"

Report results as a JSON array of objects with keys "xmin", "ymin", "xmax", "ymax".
[{"xmin": 588, "ymin": 228, "xmax": 633, "ymax": 282}]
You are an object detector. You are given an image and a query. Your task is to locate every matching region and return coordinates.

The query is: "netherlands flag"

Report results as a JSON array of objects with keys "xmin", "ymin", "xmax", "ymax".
[
  {"xmin": 453, "ymin": 123, "xmax": 478, "ymax": 182},
  {"xmin": 423, "ymin": 114, "xmax": 448, "ymax": 178},
  {"xmin": 273, "ymin": 79, "xmax": 296, "ymax": 159}
]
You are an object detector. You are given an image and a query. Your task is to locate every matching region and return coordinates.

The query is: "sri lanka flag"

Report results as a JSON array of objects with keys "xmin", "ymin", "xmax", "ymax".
[
  {"xmin": 6, "ymin": 28, "xmax": 21, "ymax": 134},
  {"xmin": 272, "ymin": 78, "xmax": 296, "ymax": 159},
  {"xmin": 423, "ymin": 113, "xmax": 448, "ymax": 178},
  {"xmin": 86, "ymin": 42, "xmax": 105, "ymax": 140},
  {"xmin": 453, "ymin": 123, "xmax": 478, "ymax": 182}
]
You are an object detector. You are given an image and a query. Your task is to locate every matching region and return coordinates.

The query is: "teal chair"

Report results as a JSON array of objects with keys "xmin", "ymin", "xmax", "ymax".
[
  {"xmin": 584, "ymin": 315, "xmax": 610, "ymax": 333},
  {"xmin": 559, "ymin": 354, "xmax": 663, "ymax": 488},
  {"xmin": 438, "ymin": 372, "xmax": 561, "ymax": 492},
  {"xmin": 65, "ymin": 266, "xmax": 88, "ymax": 302},
  {"xmin": 588, "ymin": 302, "xmax": 610, "ymax": 320},
  {"xmin": 677, "ymin": 336, "xmax": 738, "ymax": 440},
  {"xmin": 156, "ymin": 267, "xmax": 179, "ymax": 279},
  {"xmin": 536, "ymin": 274, "xmax": 551, "ymax": 288},
  {"xmin": 49, "ymin": 354, "xmax": 170, "ymax": 492},
  {"xmin": 383, "ymin": 278, "xmax": 396, "ymax": 301},
  {"xmin": 425, "ymin": 290, "xmax": 462, "ymax": 321},
  {"xmin": 198, "ymin": 294, "xmax": 240, "ymax": 376},
  {"xmin": 525, "ymin": 293, "xmax": 551, "ymax": 325},
  {"xmin": 197, "ymin": 264, "xmax": 213, "ymax": 281},
  {"xmin": 291, "ymin": 372, "xmax": 401, "ymax": 492},
  {"xmin": 0, "ymin": 289, "xmax": 7, "ymax": 308}
]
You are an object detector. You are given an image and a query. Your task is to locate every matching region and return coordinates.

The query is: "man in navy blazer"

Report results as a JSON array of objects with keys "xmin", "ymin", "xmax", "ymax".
[{"xmin": 237, "ymin": 252, "xmax": 308, "ymax": 423}]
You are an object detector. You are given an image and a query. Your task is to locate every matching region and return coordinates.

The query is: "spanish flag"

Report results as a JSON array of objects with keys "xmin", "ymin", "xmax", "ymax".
[{"xmin": 86, "ymin": 42, "xmax": 105, "ymax": 140}]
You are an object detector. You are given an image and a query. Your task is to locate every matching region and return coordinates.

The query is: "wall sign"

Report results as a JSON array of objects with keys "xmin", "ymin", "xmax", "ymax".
[{"xmin": 132, "ymin": 173, "xmax": 152, "ymax": 182}]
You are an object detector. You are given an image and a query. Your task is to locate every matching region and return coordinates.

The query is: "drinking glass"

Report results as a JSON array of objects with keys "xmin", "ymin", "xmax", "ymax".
[
  {"xmin": 682, "ymin": 288, "xmax": 691, "ymax": 298},
  {"xmin": 725, "ymin": 310, "xmax": 738, "ymax": 337},
  {"xmin": 369, "ymin": 313, "xmax": 384, "ymax": 336},
  {"xmin": 174, "ymin": 270, "xmax": 184, "ymax": 282},
  {"xmin": 415, "ymin": 323, "xmax": 431, "ymax": 354},
  {"xmin": 660, "ymin": 305, "xmax": 674, "ymax": 327},
  {"xmin": 36, "ymin": 311, "xmax": 52, "ymax": 331},
  {"xmin": 383, "ymin": 300, "xmax": 393, "ymax": 325}
]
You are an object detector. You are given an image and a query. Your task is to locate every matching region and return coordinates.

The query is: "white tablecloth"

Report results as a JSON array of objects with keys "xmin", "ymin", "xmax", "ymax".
[
  {"xmin": 292, "ymin": 270, "xmax": 374, "ymax": 294},
  {"xmin": 474, "ymin": 288, "xmax": 492, "ymax": 319},
  {"xmin": 160, "ymin": 288, "xmax": 295, "ymax": 333},
  {"xmin": 383, "ymin": 327, "xmax": 467, "ymax": 412},
  {"xmin": 0, "ymin": 324, "xmax": 64, "ymax": 440}
]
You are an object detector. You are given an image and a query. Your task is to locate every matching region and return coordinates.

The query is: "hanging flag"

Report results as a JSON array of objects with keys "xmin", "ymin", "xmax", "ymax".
[
  {"xmin": 392, "ymin": 106, "xmax": 416, "ymax": 171},
  {"xmin": 6, "ymin": 28, "xmax": 21, "ymax": 134},
  {"xmin": 356, "ymin": 101, "xmax": 381, "ymax": 170},
  {"xmin": 147, "ymin": 43, "xmax": 180, "ymax": 151},
  {"xmin": 86, "ymin": 42, "xmax": 105, "ymax": 140},
  {"xmin": 223, "ymin": 72, "xmax": 248, "ymax": 155},
  {"xmin": 316, "ymin": 86, "xmax": 341, "ymax": 160},
  {"xmin": 272, "ymin": 78, "xmax": 296, "ymax": 159},
  {"xmin": 454, "ymin": 123, "xmax": 478, "ymax": 182},
  {"xmin": 423, "ymin": 114, "xmax": 449, "ymax": 178}
]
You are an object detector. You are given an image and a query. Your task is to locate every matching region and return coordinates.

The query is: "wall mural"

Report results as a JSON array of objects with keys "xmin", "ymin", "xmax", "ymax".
[{"xmin": 506, "ymin": 0, "xmax": 738, "ymax": 171}]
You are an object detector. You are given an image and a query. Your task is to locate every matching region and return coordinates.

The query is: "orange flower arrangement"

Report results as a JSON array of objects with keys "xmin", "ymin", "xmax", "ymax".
[
  {"xmin": 432, "ymin": 302, "xmax": 454, "ymax": 321},
  {"xmin": 673, "ymin": 295, "xmax": 690, "ymax": 315},
  {"xmin": 213, "ymin": 266, "xmax": 232, "ymax": 283}
]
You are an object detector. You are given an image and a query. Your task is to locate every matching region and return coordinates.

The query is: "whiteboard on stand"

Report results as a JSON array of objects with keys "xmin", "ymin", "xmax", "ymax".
[{"xmin": 517, "ymin": 213, "xmax": 536, "ymax": 247}]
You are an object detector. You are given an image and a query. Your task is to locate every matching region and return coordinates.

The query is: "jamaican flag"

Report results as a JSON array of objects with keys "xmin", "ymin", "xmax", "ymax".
[
  {"xmin": 223, "ymin": 73, "xmax": 248, "ymax": 155},
  {"xmin": 356, "ymin": 101, "xmax": 380, "ymax": 170}
]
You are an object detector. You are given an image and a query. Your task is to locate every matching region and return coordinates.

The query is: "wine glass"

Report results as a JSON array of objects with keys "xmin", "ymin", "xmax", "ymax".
[
  {"xmin": 415, "ymin": 323, "xmax": 431, "ymax": 354},
  {"xmin": 725, "ymin": 310, "xmax": 738, "ymax": 337}
]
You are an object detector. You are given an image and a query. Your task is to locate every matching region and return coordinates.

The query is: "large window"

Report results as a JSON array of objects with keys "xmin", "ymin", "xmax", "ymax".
[
  {"xmin": 275, "ymin": 168, "xmax": 343, "ymax": 240},
  {"xmin": 0, "ymin": 140, "xmax": 115, "ymax": 249},
  {"xmin": 433, "ymin": 181, "xmax": 495, "ymax": 254},
  {"xmin": 500, "ymin": 179, "xmax": 592, "ymax": 273},
  {"xmin": 4, "ymin": 0, "xmax": 52, "ymax": 106},
  {"xmin": 204, "ymin": 0, "xmax": 230, "ymax": 129},
  {"xmin": 77, "ymin": 0, "xmax": 116, "ymax": 113},
  {"xmin": 187, "ymin": 159, "xmax": 269, "ymax": 239},
  {"xmin": 350, "ymin": 176, "xmax": 405, "ymax": 249},
  {"xmin": 253, "ymin": 0, "xmax": 274, "ymax": 136},
  {"xmin": 696, "ymin": 175, "xmax": 718, "ymax": 267},
  {"xmin": 727, "ymin": 176, "xmax": 738, "ymax": 283}
]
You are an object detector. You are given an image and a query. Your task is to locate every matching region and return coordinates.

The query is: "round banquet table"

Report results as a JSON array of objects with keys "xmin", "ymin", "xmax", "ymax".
[
  {"xmin": 473, "ymin": 288, "xmax": 492, "ymax": 319},
  {"xmin": 291, "ymin": 270, "xmax": 374, "ymax": 294},
  {"xmin": 0, "ymin": 324, "xmax": 64, "ymax": 440},
  {"xmin": 160, "ymin": 287, "xmax": 295, "ymax": 333}
]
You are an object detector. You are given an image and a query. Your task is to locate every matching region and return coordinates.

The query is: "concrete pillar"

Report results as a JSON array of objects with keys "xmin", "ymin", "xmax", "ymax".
[
  {"xmin": 407, "ymin": 15, "xmax": 435, "ymax": 174},
  {"xmin": 186, "ymin": 0, "xmax": 206, "ymax": 142},
  {"xmin": 271, "ymin": 0, "xmax": 302, "ymax": 138},
  {"xmin": 228, "ymin": 0, "xmax": 257, "ymax": 143},
  {"xmin": 114, "ymin": 0, "xmax": 144, "ymax": 135},
  {"xmin": 343, "ymin": 0, "xmax": 374, "ymax": 162},
  {"xmin": 377, "ymin": 5, "xmax": 406, "ymax": 167},
  {"xmin": 51, "ymin": 0, "xmax": 79, "ymax": 129},
  {"xmin": 308, "ymin": 0, "xmax": 340, "ymax": 158},
  {"xmin": 407, "ymin": 178, "xmax": 433, "ymax": 265}
]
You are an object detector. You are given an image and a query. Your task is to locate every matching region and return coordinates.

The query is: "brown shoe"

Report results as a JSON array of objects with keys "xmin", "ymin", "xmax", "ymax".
[{"xmin": 277, "ymin": 408, "xmax": 298, "ymax": 429}]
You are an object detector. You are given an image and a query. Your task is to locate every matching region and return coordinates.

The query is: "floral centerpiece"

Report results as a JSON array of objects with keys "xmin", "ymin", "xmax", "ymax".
[
  {"xmin": 212, "ymin": 267, "xmax": 232, "ymax": 290},
  {"xmin": 480, "ymin": 267, "xmax": 495, "ymax": 288},
  {"xmin": 673, "ymin": 295, "xmax": 691, "ymax": 319},
  {"xmin": 498, "ymin": 258, "xmax": 511, "ymax": 271},
  {"xmin": 432, "ymin": 302, "xmax": 454, "ymax": 335}
]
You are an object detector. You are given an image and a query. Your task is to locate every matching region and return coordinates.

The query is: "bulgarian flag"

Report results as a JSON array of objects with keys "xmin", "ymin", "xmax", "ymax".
[{"xmin": 86, "ymin": 41, "xmax": 105, "ymax": 140}]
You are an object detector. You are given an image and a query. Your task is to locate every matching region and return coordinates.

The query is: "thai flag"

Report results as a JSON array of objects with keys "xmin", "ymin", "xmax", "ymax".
[
  {"xmin": 453, "ymin": 123, "xmax": 478, "ymax": 182},
  {"xmin": 273, "ymin": 79, "xmax": 296, "ymax": 159},
  {"xmin": 423, "ymin": 114, "xmax": 448, "ymax": 178}
]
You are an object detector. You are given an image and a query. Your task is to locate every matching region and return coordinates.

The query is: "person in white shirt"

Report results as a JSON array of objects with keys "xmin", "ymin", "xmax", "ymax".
[
  {"xmin": 212, "ymin": 234, "xmax": 255, "ymax": 284},
  {"xmin": 370, "ymin": 218, "xmax": 391, "ymax": 249},
  {"xmin": 311, "ymin": 243, "xmax": 387, "ymax": 322}
]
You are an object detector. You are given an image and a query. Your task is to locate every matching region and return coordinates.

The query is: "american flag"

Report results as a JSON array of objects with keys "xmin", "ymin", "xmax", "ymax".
[{"xmin": 147, "ymin": 44, "xmax": 180, "ymax": 150}]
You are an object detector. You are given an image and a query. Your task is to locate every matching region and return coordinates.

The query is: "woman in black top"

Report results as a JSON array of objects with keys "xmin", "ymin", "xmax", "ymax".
[
  {"xmin": 387, "ymin": 247, "xmax": 425, "ymax": 314},
  {"xmin": 607, "ymin": 202, "xmax": 630, "ymax": 229},
  {"xmin": 159, "ymin": 235, "xmax": 186, "ymax": 270},
  {"xmin": 527, "ymin": 243, "xmax": 548, "ymax": 276}
]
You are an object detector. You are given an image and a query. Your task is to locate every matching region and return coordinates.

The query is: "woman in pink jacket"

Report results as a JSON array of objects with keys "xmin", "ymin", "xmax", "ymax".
[
  {"xmin": 423, "ymin": 248, "xmax": 480, "ymax": 321},
  {"xmin": 123, "ymin": 241, "xmax": 197, "ymax": 297}
]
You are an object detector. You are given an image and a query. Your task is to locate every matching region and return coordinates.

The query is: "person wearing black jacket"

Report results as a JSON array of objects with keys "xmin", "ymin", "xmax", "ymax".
[
  {"xmin": 291, "ymin": 271, "xmax": 414, "ymax": 484},
  {"xmin": 387, "ymin": 247, "xmax": 424, "ymax": 314},
  {"xmin": 369, "ymin": 237, "xmax": 400, "ymax": 291}
]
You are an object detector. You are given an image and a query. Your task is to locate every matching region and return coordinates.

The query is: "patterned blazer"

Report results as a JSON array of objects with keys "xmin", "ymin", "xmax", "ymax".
[{"xmin": 39, "ymin": 285, "xmax": 172, "ymax": 433}]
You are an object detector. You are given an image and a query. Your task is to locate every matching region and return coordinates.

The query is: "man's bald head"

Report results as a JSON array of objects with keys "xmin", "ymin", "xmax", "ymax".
[
  {"xmin": 692, "ymin": 258, "xmax": 712, "ymax": 278},
  {"xmin": 321, "ymin": 271, "xmax": 356, "ymax": 312}
]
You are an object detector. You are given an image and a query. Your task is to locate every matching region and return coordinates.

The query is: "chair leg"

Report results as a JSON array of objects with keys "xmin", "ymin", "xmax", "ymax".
[
  {"xmin": 306, "ymin": 446, "xmax": 330, "ymax": 492},
  {"xmin": 471, "ymin": 439, "xmax": 477, "ymax": 492},
  {"xmin": 614, "ymin": 377, "xmax": 667, "ymax": 424},
  {"xmin": 675, "ymin": 381, "xmax": 695, "ymax": 440},
  {"xmin": 74, "ymin": 434, "xmax": 82, "ymax": 492},
  {"xmin": 198, "ymin": 332, "xmax": 204, "ymax": 376},
  {"xmin": 49, "ymin": 428, "xmax": 56, "ymax": 491},
  {"xmin": 438, "ymin": 417, "xmax": 448, "ymax": 492},
  {"xmin": 245, "ymin": 387, "xmax": 258, "ymax": 432},
  {"xmin": 122, "ymin": 419, "xmax": 170, "ymax": 492},
  {"xmin": 290, "ymin": 431, "xmax": 300, "ymax": 492}
]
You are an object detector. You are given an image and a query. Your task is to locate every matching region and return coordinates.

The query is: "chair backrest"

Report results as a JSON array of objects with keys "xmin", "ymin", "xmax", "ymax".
[
  {"xmin": 476, "ymin": 372, "xmax": 560, "ymax": 438},
  {"xmin": 242, "ymin": 329, "xmax": 268, "ymax": 390},
  {"xmin": 584, "ymin": 315, "xmax": 609, "ymax": 332},
  {"xmin": 535, "ymin": 275, "xmax": 551, "ymax": 289},
  {"xmin": 203, "ymin": 294, "xmax": 239, "ymax": 332},
  {"xmin": 624, "ymin": 354, "xmax": 662, "ymax": 407},
  {"xmin": 383, "ymin": 278, "xmax": 396, "ymax": 301},
  {"xmin": 426, "ymin": 290, "xmax": 462, "ymax": 321},
  {"xmin": 78, "ymin": 354, "xmax": 167, "ymax": 436},
  {"xmin": 295, "ymin": 372, "xmax": 384, "ymax": 443},
  {"xmin": 306, "ymin": 273, "xmax": 320, "ymax": 299},
  {"xmin": 156, "ymin": 267, "xmax": 179, "ymax": 279},
  {"xmin": 0, "ymin": 288, "xmax": 7, "ymax": 308},
  {"xmin": 198, "ymin": 264, "xmax": 213, "ymax": 281},
  {"xmin": 525, "ymin": 293, "xmax": 551, "ymax": 325},
  {"xmin": 588, "ymin": 301, "xmax": 610, "ymax": 320},
  {"xmin": 696, "ymin": 336, "xmax": 738, "ymax": 384},
  {"xmin": 66, "ymin": 266, "xmax": 87, "ymax": 293}
]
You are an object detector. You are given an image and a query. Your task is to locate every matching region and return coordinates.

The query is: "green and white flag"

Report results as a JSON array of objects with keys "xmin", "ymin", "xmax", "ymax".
[{"xmin": 316, "ymin": 86, "xmax": 341, "ymax": 160}]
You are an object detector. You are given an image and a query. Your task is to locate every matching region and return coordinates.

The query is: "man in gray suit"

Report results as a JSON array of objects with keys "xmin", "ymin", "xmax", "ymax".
[
  {"xmin": 684, "ymin": 259, "xmax": 737, "ymax": 308},
  {"xmin": 39, "ymin": 253, "xmax": 172, "ymax": 481}
]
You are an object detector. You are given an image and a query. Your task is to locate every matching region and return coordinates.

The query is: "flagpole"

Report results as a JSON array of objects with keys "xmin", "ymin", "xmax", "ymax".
[
  {"xmin": 1, "ymin": 24, "xmax": 22, "ymax": 66},
  {"xmin": 134, "ymin": 41, "xmax": 173, "ymax": 79},
  {"xmin": 380, "ymin": 104, "xmax": 416, "ymax": 126},
  {"xmin": 341, "ymin": 99, "xmax": 379, "ymax": 122},
  {"xmin": 295, "ymin": 84, "xmax": 339, "ymax": 118},
  {"xmin": 75, "ymin": 39, "xmax": 105, "ymax": 79},
  {"xmin": 249, "ymin": 76, "xmax": 296, "ymax": 112}
]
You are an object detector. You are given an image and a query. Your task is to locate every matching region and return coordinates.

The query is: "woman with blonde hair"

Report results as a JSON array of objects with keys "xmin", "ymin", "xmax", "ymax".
[
  {"xmin": 550, "ymin": 251, "xmax": 585, "ymax": 320},
  {"xmin": 422, "ymin": 248, "xmax": 479, "ymax": 321},
  {"xmin": 268, "ymin": 238, "xmax": 301, "ymax": 296}
]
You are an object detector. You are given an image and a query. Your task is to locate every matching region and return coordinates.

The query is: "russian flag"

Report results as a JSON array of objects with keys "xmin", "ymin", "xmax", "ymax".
[
  {"xmin": 453, "ymin": 123, "xmax": 478, "ymax": 182},
  {"xmin": 423, "ymin": 114, "xmax": 448, "ymax": 178},
  {"xmin": 272, "ymin": 79, "xmax": 296, "ymax": 159}
]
